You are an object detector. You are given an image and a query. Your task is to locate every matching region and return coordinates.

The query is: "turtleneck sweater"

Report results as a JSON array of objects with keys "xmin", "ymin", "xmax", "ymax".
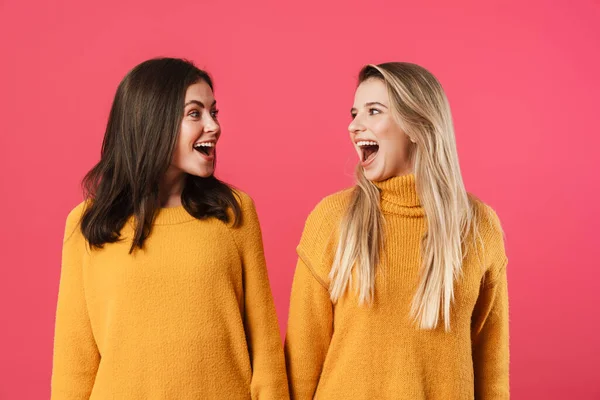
[{"xmin": 285, "ymin": 174, "xmax": 509, "ymax": 399}]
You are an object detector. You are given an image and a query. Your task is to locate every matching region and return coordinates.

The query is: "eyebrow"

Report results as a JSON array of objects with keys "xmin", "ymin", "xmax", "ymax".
[
  {"xmin": 350, "ymin": 101, "xmax": 389, "ymax": 113},
  {"xmin": 365, "ymin": 101, "xmax": 388, "ymax": 108},
  {"xmin": 184, "ymin": 99, "xmax": 217, "ymax": 108}
]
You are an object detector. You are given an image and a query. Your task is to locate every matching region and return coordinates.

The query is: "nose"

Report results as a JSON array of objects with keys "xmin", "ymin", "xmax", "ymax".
[
  {"xmin": 348, "ymin": 114, "xmax": 366, "ymax": 135},
  {"xmin": 204, "ymin": 113, "xmax": 220, "ymax": 135}
]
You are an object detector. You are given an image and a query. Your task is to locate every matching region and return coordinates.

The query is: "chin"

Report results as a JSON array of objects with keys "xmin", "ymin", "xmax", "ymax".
[
  {"xmin": 187, "ymin": 168, "xmax": 215, "ymax": 179},
  {"xmin": 363, "ymin": 167, "xmax": 385, "ymax": 182}
]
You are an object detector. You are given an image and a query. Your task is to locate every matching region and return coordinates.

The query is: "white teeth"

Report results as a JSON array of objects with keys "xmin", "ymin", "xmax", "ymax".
[
  {"xmin": 356, "ymin": 140, "xmax": 379, "ymax": 147},
  {"xmin": 194, "ymin": 142, "xmax": 215, "ymax": 148}
]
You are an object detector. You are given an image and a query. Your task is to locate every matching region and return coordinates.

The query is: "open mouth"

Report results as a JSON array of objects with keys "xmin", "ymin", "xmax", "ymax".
[
  {"xmin": 193, "ymin": 141, "xmax": 216, "ymax": 157},
  {"xmin": 357, "ymin": 140, "xmax": 379, "ymax": 163}
]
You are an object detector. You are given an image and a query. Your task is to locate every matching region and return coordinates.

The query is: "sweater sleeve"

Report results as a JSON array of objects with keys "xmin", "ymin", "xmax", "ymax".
[
  {"xmin": 284, "ymin": 258, "xmax": 333, "ymax": 400},
  {"xmin": 284, "ymin": 192, "xmax": 349, "ymax": 399},
  {"xmin": 51, "ymin": 203, "xmax": 100, "ymax": 399},
  {"xmin": 231, "ymin": 193, "xmax": 289, "ymax": 400},
  {"xmin": 471, "ymin": 204, "xmax": 510, "ymax": 400}
]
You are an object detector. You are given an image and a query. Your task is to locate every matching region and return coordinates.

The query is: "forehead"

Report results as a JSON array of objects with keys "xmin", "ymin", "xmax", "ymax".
[
  {"xmin": 353, "ymin": 78, "xmax": 388, "ymax": 105},
  {"xmin": 185, "ymin": 80, "xmax": 214, "ymax": 101}
]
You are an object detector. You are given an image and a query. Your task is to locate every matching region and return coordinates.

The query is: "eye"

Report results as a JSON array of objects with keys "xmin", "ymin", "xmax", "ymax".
[
  {"xmin": 368, "ymin": 108, "xmax": 381, "ymax": 115},
  {"xmin": 188, "ymin": 110, "xmax": 200, "ymax": 118},
  {"xmin": 211, "ymin": 109, "xmax": 220, "ymax": 119},
  {"xmin": 350, "ymin": 112, "xmax": 357, "ymax": 119}
]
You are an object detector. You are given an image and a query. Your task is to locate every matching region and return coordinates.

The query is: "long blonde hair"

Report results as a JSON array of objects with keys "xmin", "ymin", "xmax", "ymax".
[{"xmin": 329, "ymin": 63, "xmax": 477, "ymax": 331}]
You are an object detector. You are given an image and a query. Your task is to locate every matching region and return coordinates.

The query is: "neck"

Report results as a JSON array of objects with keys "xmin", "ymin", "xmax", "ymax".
[{"xmin": 160, "ymin": 168, "xmax": 185, "ymax": 208}]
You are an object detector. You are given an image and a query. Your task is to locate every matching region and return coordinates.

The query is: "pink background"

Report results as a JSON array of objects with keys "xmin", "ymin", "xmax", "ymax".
[{"xmin": 1, "ymin": 0, "xmax": 599, "ymax": 398}]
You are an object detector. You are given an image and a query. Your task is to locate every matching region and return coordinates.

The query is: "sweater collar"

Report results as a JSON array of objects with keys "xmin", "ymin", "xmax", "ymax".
[
  {"xmin": 373, "ymin": 174, "xmax": 424, "ymax": 217},
  {"xmin": 153, "ymin": 205, "xmax": 197, "ymax": 225}
]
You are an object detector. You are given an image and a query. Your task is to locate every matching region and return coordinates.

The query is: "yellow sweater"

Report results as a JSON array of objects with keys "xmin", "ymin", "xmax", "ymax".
[
  {"xmin": 52, "ymin": 191, "xmax": 289, "ymax": 399},
  {"xmin": 285, "ymin": 174, "xmax": 509, "ymax": 400}
]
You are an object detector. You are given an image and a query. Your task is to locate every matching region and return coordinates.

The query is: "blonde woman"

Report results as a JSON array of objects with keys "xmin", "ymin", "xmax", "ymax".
[{"xmin": 285, "ymin": 63, "xmax": 509, "ymax": 399}]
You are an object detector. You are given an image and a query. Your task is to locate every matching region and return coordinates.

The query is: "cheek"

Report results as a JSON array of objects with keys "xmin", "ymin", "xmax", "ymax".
[
  {"xmin": 371, "ymin": 117, "xmax": 396, "ymax": 141},
  {"xmin": 170, "ymin": 123, "xmax": 194, "ymax": 166},
  {"xmin": 383, "ymin": 138, "xmax": 410, "ymax": 161},
  {"xmin": 372, "ymin": 120, "xmax": 393, "ymax": 159},
  {"xmin": 374, "ymin": 120, "xmax": 410, "ymax": 165},
  {"xmin": 179, "ymin": 120, "xmax": 200, "ymax": 145}
]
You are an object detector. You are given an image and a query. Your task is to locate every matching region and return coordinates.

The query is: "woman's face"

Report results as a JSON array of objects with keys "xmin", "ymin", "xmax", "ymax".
[
  {"xmin": 348, "ymin": 78, "xmax": 414, "ymax": 182},
  {"xmin": 170, "ymin": 80, "xmax": 220, "ymax": 179}
]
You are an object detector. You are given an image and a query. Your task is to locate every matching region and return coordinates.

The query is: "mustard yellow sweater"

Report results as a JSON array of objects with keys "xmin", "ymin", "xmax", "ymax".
[
  {"xmin": 285, "ymin": 174, "xmax": 509, "ymax": 399},
  {"xmin": 52, "ymin": 191, "xmax": 289, "ymax": 399}
]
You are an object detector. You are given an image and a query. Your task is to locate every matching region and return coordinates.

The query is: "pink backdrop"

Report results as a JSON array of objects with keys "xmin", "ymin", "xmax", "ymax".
[{"xmin": 1, "ymin": 0, "xmax": 599, "ymax": 398}]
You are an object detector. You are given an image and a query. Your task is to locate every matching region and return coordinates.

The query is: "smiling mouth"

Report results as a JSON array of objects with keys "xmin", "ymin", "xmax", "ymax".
[
  {"xmin": 193, "ymin": 142, "xmax": 216, "ymax": 157},
  {"xmin": 357, "ymin": 140, "xmax": 379, "ymax": 163}
]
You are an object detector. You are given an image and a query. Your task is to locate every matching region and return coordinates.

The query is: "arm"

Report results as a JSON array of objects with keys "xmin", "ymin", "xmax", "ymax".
[
  {"xmin": 233, "ymin": 195, "xmax": 289, "ymax": 399},
  {"xmin": 472, "ymin": 251, "xmax": 509, "ymax": 400},
  {"xmin": 284, "ymin": 257, "xmax": 333, "ymax": 400},
  {"xmin": 51, "ymin": 205, "xmax": 100, "ymax": 399}
]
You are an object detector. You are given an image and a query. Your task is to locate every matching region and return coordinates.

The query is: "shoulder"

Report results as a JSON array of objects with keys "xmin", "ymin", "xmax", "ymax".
[
  {"xmin": 66, "ymin": 201, "xmax": 87, "ymax": 225},
  {"xmin": 232, "ymin": 189, "xmax": 255, "ymax": 211},
  {"xmin": 231, "ymin": 188, "xmax": 258, "ymax": 222},
  {"xmin": 297, "ymin": 187, "xmax": 355, "ymax": 285},
  {"xmin": 300, "ymin": 187, "xmax": 354, "ymax": 248},
  {"xmin": 64, "ymin": 201, "xmax": 89, "ymax": 243},
  {"xmin": 226, "ymin": 189, "xmax": 269, "ymax": 259},
  {"xmin": 468, "ymin": 194, "xmax": 508, "ymax": 279},
  {"xmin": 303, "ymin": 187, "xmax": 354, "ymax": 232},
  {"xmin": 468, "ymin": 194, "xmax": 504, "ymax": 243},
  {"xmin": 228, "ymin": 189, "xmax": 262, "ymax": 241}
]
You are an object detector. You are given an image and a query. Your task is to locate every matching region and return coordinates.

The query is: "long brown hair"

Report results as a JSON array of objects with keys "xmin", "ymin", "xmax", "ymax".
[{"xmin": 80, "ymin": 58, "xmax": 241, "ymax": 252}]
